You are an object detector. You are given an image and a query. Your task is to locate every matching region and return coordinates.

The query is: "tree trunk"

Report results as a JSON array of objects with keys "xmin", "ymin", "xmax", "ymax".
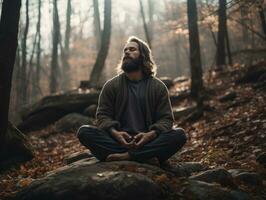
[
  {"xmin": 93, "ymin": 0, "xmax": 101, "ymax": 50},
  {"xmin": 148, "ymin": 0, "xmax": 154, "ymax": 45},
  {"xmin": 216, "ymin": 0, "xmax": 226, "ymax": 67},
  {"xmin": 33, "ymin": 0, "xmax": 42, "ymax": 99},
  {"xmin": 50, "ymin": 0, "xmax": 60, "ymax": 93},
  {"xmin": 225, "ymin": 24, "xmax": 232, "ymax": 65},
  {"xmin": 20, "ymin": 0, "xmax": 29, "ymax": 105},
  {"xmin": 139, "ymin": 0, "xmax": 151, "ymax": 48},
  {"xmin": 61, "ymin": 0, "xmax": 71, "ymax": 91},
  {"xmin": 240, "ymin": 6, "xmax": 249, "ymax": 47},
  {"xmin": 187, "ymin": 0, "xmax": 203, "ymax": 106},
  {"xmin": 89, "ymin": 0, "xmax": 111, "ymax": 88},
  {"xmin": 0, "ymin": 0, "xmax": 21, "ymax": 151},
  {"xmin": 258, "ymin": 4, "xmax": 266, "ymax": 38}
]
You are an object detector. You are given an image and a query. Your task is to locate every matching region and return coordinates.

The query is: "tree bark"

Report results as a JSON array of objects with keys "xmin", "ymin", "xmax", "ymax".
[
  {"xmin": 89, "ymin": 0, "xmax": 111, "ymax": 88},
  {"xmin": 0, "ymin": 0, "xmax": 21, "ymax": 151},
  {"xmin": 20, "ymin": 0, "xmax": 29, "ymax": 105},
  {"xmin": 33, "ymin": 0, "xmax": 42, "ymax": 99},
  {"xmin": 139, "ymin": 0, "xmax": 152, "ymax": 48},
  {"xmin": 258, "ymin": 4, "xmax": 266, "ymax": 38},
  {"xmin": 50, "ymin": 0, "xmax": 60, "ymax": 93},
  {"xmin": 187, "ymin": 0, "xmax": 203, "ymax": 105},
  {"xmin": 216, "ymin": 0, "xmax": 227, "ymax": 66},
  {"xmin": 93, "ymin": 0, "xmax": 101, "ymax": 51},
  {"xmin": 61, "ymin": 0, "xmax": 71, "ymax": 91}
]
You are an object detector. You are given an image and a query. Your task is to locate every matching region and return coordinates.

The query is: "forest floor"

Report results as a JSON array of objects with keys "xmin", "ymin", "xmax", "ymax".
[{"xmin": 0, "ymin": 62, "xmax": 265, "ymax": 199}]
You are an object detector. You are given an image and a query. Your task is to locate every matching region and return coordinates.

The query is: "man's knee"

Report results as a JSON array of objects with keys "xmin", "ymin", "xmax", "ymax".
[
  {"xmin": 171, "ymin": 128, "xmax": 187, "ymax": 147},
  {"xmin": 76, "ymin": 125, "xmax": 98, "ymax": 140}
]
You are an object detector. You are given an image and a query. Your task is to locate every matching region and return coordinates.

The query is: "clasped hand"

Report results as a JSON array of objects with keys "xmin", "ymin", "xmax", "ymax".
[{"xmin": 111, "ymin": 131, "xmax": 156, "ymax": 149}]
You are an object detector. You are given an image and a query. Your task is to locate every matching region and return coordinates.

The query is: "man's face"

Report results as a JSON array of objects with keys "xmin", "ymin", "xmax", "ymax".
[
  {"xmin": 123, "ymin": 41, "xmax": 140, "ymax": 61},
  {"xmin": 122, "ymin": 42, "xmax": 142, "ymax": 73}
]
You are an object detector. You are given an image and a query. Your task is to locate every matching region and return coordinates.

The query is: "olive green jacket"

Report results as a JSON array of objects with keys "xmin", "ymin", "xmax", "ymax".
[{"xmin": 96, "ymin": 73, "xmax": 174, "ymax": 134}]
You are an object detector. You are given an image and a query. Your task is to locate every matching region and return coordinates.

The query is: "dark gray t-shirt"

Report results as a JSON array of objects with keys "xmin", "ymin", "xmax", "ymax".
[{"xmin": 120, "ymin": 77, "xmax": 148, "ymax": 135}]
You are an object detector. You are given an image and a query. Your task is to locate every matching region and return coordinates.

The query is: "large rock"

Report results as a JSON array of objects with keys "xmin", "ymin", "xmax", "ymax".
[
  {"xmin": 182, "ymin": 180, "xmax": 250, "ymax": 200},
  {"xmin": 161, "ymin": 162, "xmax": 206, "ymax": 177},
  {"xmin": 189, "ymin": 168, "xmax": 235, "ymax": 188},
  {"xmin": 0, "ymin": 122, "xmax": 33, "ymax": 171},
  {"xmin": 173, "ymin": 105, "xmax": 197, "ymax": 119},
  {"xmin": 83, "ymin": 104, "xmax": 97, "ymax": 118},
  {"xmin": 14, "ymin": 160, "xmax": 164, "ymax": 200},
  {"xmin": 256, "ymin": 152, "xmax": 266, "ymax": 165},
  {"xmin": 18, "ymin": 91, "xmax": 100, "ymax": 132},
  {"xmin": 54, "ymin": 113, "xmax": 94, "ymax": 133},
  {"xmin": 159, "ymin": 77, "xmax": 174, "ymax": 89},
  {"xmin": 229, "ymin": 169, "xmax": 263, "ymax": 186}
]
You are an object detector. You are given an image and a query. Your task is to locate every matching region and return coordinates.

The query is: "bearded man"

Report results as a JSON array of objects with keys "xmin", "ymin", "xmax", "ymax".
[{"xmin": 77, "ymin": 36, "xmax": 187, "ymax": 164}]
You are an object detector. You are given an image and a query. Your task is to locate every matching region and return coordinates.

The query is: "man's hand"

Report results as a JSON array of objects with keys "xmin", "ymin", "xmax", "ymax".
[
  {"xmin": 110, "ymin": 128, "xmax": 133, "ymax": 148},
  {"xmin": 133, "ymin": 131, "xmax": 157, "ymax": 148}
]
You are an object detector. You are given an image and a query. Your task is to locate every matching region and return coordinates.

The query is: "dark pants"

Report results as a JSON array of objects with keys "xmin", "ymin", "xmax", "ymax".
[{"xmin": 76, "ymin": 125, "xmax": 187, "ymax": 162}]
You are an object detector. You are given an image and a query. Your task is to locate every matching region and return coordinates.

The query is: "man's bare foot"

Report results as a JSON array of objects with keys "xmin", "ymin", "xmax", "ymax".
[{"xmin": 106, "ymin": 152, "xmax": 130, "ymax": 162}]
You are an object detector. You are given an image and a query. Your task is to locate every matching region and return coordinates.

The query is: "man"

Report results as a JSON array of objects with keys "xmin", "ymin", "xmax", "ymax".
[{"xmin": 77, "ymin": 36, "xmax": 186, "ymax": 164}]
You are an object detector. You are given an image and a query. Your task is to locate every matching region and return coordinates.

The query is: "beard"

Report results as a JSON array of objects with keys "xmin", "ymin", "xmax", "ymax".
[{"xmin": 121, "ymin": 57, "xmax": 142, "ymax": 73}]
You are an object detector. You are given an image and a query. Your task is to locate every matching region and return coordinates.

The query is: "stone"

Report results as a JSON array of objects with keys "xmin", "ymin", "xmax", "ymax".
[
  {"xmin": 234, "ymin": 172, "xmax": 263, "ymax": 186},
  {"xmin": 183, "ymin": 180, "xmax": 250, "ymax": 200},
  {"xmin": 159, "ymin": 77, "xmax": 174, "ymax": 89},
  {"xmin": 55, "ymin": 113, "xmax": 93, "ymax": 133},
  {"xmin": 173, "ymin": 105, "xmax": 197, "ymax": 119},
  {"xmin": 14, "ymin": 161, "xmax": 163, "ymax": 200},
  {"xmin": 256, "ymin": 152, "xmax": 266, "ymax": 165},
  {"xmin": 64, "ymin": 150, "xmax": 94, "ymax": 164},
  {"xmin": 18, "ymin": 91, "xmax": 100, "ymax": 132},
  {"xmin": 83, "ymin": 104, "xmax": 97, "ymax": 118},
  {"xmin": 219, "ymin": 91, "xmax": 237, "ymax": 102},
  {"xmin": 189, "ymin": 168, "xmax": 235, "ymax": 188}
]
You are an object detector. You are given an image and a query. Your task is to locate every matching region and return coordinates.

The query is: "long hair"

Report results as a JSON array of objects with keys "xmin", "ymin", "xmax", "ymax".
[{"xmin": 116, "ymin": 36, "xmax": 157, "ymax": 77}]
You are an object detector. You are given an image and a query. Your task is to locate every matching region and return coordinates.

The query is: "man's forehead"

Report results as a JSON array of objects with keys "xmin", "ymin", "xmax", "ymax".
[{"xmin": 124, "ymin": 41, "xmax": 139, "ymax": 49}]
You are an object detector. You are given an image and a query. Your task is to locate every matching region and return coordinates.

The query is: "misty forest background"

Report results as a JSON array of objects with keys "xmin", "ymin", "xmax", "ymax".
[
  {"xmin": 5, "ymin": 0, "xmax": 266, "ymax": 123},
  {"xmin": 0, "ymin": 0, "xmax": 266, "ymax": 199}
]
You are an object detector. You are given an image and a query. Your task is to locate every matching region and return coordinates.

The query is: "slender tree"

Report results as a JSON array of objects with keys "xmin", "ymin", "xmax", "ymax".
[
  {"xmin": 93, "ymin": 0, "xmax": 101, "ymax": 50},
  {"xmin": 139, "ymin": 0, "xmax": 151, "ymax": 48},
  {"xmin": 61, "ymin": 0, "xmax": 71, "ymax": 90},
  {"xmin": 33, "ymin": 0, "xmax": 42, "ymax": 99},
  {"xmin": 258, "ymin": 4, "xmax": 266, "ymax": 38},
  {"xmin": 89, "ymin": 0, "xmax": 111, "ymax": 88},
  {"xmin": 0, "ymin": 0, "xmax": 21, "ymax": 150},
  {"xmin": 216, "ymin": 0, "xmax": 227, "ymax": 66},
  {"xmin": 187, "ymin": 0, "xmax": 203, "ymax": 105},
  {"xmin": 20, "ymin": 0, "xmax": 29, "ymax": 105},
  {"xmin": 50, "ymin": 0, "xmax": 60, "ymax": 93}
]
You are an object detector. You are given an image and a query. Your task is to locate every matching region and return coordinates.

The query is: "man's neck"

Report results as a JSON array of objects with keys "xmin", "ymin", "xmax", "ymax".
[{"xmin": 125, "ymin": 70, "xmax": 144, "ymax": 81}]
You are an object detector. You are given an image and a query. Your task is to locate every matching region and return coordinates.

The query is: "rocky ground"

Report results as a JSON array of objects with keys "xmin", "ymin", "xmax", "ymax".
[{"xmin": 0, "ymin": 62, "xmax": 265, "ymax": 199}]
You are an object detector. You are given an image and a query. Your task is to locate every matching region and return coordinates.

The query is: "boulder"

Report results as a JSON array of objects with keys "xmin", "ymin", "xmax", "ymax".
[
  {"xmin": 229, "ymin": 170, "xmax": 263, "ymax": 186},
  {"xmin": 173, "ymin": 76, "xmax": 188, "ymax": 84},
  {"xmin": 18, "ymin": 91, "xmax": 100, "ymax": 132},
  {"xmin": 173, "ymin": 105, "xmax": 197, "ymax": 119},
  {"xmin": 161, "ymin": 162, "xmax": 206, "ymax": 177},
  {"xmin": 55, "ymin": 113, "xmax": 94, "ymax": 133},
  {"xmin": 159, "ymin": 77, "xmax": 174, "ymax": 89},
  {"xmin": 83, "ymin": 104, "xmax": 97, "ymax": 118},
  {"xmin": 189, "ymin": 168, "xmax": 235, "ymax": 188},
  {"xmin": 14, "ymin": 160, "xmax": 164, "ymax": 200},
  {"xmin": 182, "ymin": 180, "xmax": 250, "ymax": 200},
  {"xmin": 219, "ymin": 91, "xmax": 237, "ymax": 102},
  {"xmin": 64, "ymin": 150, "xmax": 93, "ymax": 164},
  {"xmin": 256, "ymin": 152, "xmax": 266, "ymax": 165}
]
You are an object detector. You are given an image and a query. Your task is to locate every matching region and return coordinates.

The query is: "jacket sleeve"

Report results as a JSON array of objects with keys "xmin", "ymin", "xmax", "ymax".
[
  {"xmin": 148, "ymin": 83, "xmax": 174, "ymax": 134},
  {"xmin": 96, "ymin": 80, "xmax": 120, "ymax": 132}
]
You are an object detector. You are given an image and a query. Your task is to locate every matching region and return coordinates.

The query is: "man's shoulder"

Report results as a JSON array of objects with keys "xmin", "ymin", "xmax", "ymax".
[
  {"xmin": 150, "ymin": 76, "xmax": 168, "ymax": 90},
  {"xmin": 102, "ymin": 73, "xmax": 124, "ymax": 89}
]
